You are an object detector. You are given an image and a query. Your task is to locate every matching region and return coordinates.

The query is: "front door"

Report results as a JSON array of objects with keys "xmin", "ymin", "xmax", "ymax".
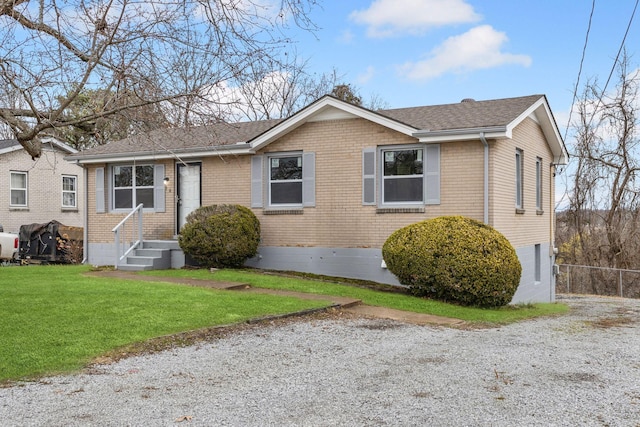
[{"xmin": 177, "ymin": 163, "xmax": 201, "ymax": 232}]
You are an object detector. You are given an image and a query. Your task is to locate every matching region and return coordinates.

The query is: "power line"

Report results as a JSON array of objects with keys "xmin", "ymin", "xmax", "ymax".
[
  {"xmin": 556, "ymin": 0, "xmax": 596, "ymax": 211},
  {"xmin": 563, "ymin": 0, "xmax": 596, "ymax": 142},
  {"xmin": 587, "ymin": 0, "xmax": 639, "ymax": 130}
]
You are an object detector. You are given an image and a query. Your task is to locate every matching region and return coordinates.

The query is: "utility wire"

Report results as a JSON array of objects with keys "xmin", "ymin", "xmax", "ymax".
[
  {"xmin": 564, "ymin": 0, "xmax": 596, "ymax": 142},
  {"xmin": 556, "ymin": 0, "xmax": 596, "ymax": 211},
  {"xmin": 586, "ymin": 0, "xmax": 639, "ymax": 130}
]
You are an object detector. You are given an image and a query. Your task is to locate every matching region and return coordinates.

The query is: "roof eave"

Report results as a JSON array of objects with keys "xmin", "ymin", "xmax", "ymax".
[
  {"xmin": 413, "ymin": 126, "xmax": 509, "ymax": 143},
  {"xmin": 66, "ymin": 143, "xmax": 252, "ymax": 164},
  {"xmin": 514, "ymin": 96, "xmax": 568, "ymax": 165}
]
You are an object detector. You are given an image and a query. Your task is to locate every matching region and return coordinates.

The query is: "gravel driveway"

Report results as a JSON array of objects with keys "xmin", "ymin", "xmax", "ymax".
[{"xmin": 2, "ymin": 295, "xmax": 640, "ymax": 427}]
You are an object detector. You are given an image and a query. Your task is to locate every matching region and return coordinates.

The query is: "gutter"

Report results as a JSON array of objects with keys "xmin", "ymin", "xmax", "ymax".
[
  {"xmin": 413, "ymin": 126, "xmax": 509, "ymax": 142},
  {"xmin": 65, "ymin": 142, "xmax": 253, "ymax": 164},
  {"xmin": 479, "ymin": 132, "xmax": 489, "ymax": 224}
]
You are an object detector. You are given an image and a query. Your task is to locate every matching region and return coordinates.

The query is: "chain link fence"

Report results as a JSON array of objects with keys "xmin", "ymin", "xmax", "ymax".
[{"xmin": 556, "ymin": 264, "xmax": 640, "ymax": 299}]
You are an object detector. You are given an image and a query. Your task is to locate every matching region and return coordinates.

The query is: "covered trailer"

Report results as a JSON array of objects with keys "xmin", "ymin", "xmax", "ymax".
[{"xmin": 18, "ymin": 221, "xmax": 83, "ymax": 264}]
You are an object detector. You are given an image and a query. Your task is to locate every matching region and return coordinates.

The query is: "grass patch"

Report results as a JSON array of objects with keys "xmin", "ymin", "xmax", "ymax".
[
  {"xmin": 0, "ymin": 265, "xmax": 327, "ymax": 382},
  {"xmin": 142, "ymin": 268, "xmax": 568, "ymax": 323}
]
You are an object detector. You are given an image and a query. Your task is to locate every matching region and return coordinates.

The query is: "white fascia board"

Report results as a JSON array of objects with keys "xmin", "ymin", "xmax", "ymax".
[
  {"xmin": 42, "ymin": 137, "xmax": 78, "ymax": 154},
  {"xmin": 413, "ymin": 127, "xmax": 508, "ymax": 143},
  {"xmin": 67, "ymin": 144, "xmax": 252, "ymax": 164},
  {"xmin": 250, "ymin": 97, "xmax": 417, "ymax": 152},
  {"xmin": 508, "ymin": 96, "xmax": 568, "ymax": 165},
  {"xmin": 0, "ymin": 137, "xmax": 77, "ymax": 156},
  {"xmin": 0, "ymin": 144, "xmax": 23, "ymax": 156}
]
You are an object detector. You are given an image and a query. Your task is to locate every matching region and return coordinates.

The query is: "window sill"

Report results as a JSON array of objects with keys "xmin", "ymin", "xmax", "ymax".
[
  {"xmin": 61, "ymin": 208, "xmax": 79, "ymax": 213},
  {"xmin": 376, "ymin": 207, "xmax": 425, "ymax": 214},
  {"xmin": 515, "ymin": 208, "xmax": 526, "ymax": 215},
  {"xmin": 536, "ymin": 209, "xmax": 544, "ymax": 215},
  {"xmin": 263, "ymin": 209, "xmax": 304, "ymax": 215},
  {"xmin": 9, "ymin": 207, "xmax": 28, "ymax": 211}
]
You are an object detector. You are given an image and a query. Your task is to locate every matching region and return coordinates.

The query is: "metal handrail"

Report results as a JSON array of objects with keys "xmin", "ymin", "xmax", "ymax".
[{"xmin": 112, "ymin": 204, "xmax": 144, "ymax": 269}]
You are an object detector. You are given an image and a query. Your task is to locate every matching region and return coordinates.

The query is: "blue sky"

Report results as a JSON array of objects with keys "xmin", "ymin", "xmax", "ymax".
[{"xmin": 292, "ymin": 0, "xmax": 638, "ymax": 137}]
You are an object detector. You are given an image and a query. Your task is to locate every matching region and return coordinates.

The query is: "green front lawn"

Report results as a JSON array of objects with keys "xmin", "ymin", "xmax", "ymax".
[
  {"xmin": 1, "ymin": 264, "xmax": 567, "ymax": 383},
  {"xmin": 142, "ymin": 268, "xmax": 568, "ymax": 323},
  {"xmin": 0, "ymin": 265, "xmax": 328, "ymax": 382}
]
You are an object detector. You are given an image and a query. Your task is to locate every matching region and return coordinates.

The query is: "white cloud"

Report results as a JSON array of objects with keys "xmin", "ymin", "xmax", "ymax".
[
  {"xmin": 357, "ymin": 66, "xmax": 376, "ymax": 84},
  {"xmin": 337, "ymin": 29, "xmax": 355, "ymax": 44},
  {"xmin": 350, "ymin": 0, "xmax": 481, "ymax": 38},
  {"xmin": 399, "ymin": 25, "xmax": 532, "ymax": 80}
]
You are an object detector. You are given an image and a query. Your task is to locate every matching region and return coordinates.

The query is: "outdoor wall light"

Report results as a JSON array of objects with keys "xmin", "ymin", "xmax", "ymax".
[{"xmin": 163, "ymin": 177, "xmax": 170, "ymax": 186}]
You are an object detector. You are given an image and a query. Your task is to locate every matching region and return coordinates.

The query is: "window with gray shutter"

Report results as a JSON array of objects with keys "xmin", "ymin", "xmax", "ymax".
[
  {"xmin": 251, "ymin": 155, "xmax": 264, "ymax": 208},
  {"xmin": 425, "ymin": 144, "xmax": 440, "ymax": 205},
  {"xmin": 302, "ymin": 152, "xmax": 315, "ymax": 207},
  {"xmin": 362, "ymin": 148, "xmax": 376, "ymax": 205},
  {"xmin": 154, "ymin": 164, "xmax": 165, "ymax": 213},
  {"xmin": 95, "ymin": 167, "xmax": 105, "ymax": 213}
]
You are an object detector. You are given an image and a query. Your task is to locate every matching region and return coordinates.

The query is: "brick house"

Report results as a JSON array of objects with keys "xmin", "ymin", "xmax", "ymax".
[
  {"xmin": 66, "ymin": 95, "xmax": 567, "ymax": 303},
  {"xmin": 0, "ymin": 138, "xmax": 83, "ymax": 233}
]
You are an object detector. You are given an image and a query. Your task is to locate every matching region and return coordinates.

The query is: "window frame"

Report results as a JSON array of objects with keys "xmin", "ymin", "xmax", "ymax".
[
  {"xmin": 267, "ymin": 152, "xmax": 303, "ymax": 208},
  {"xmin": 515, "ymin": 149, "xmax": 524, "ymax": 210},
  {"xmin": 111, "ymin": 164, "xmax": 156, "ymax": 211},
  {"xmin": 10, "ymin": 171, "xmax": 28, "ymax": 207},
  {"xmin": 379, "ymin": 145, "xmax": 425, "ymax": 206},
  {"xmin": 535, "ymin": 157, "xmax": 543, "ymax": 211},
  {"xmin": 62, "ymin": 174, "xmax": 78, "ymax": 209}
]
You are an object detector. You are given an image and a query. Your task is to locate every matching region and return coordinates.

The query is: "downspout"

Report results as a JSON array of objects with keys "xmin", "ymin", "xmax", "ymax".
[
  {"xmin": 550, "ymin": 162, "xmax": 558, "ymax": 302},
  {"xmin": 81, "ymin": 163, "xmax": 89, "ymax": 264},
  {"xmin": 480, "ymin": 132, "xmax": 489, "ymax": 224}
]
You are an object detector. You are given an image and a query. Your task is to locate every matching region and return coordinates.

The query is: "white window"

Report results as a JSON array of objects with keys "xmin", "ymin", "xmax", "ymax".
[
  {"xmin": 381, "ymin": 147, "xmax": 424, "ymax": 204},
  {"xmin": 62, "ymin": 175, "xmax": 77, "ymax": 208},
  {"xmin": 268, "ymin": 154, "xmax": 303, "ymax": 206},
  {"xmin": 112, "ymin": 165, "xmax": 155, "ymax": 209},
  {"xmin": 515, "ymin": 149, "xmax": 524, "ymax": 209},
  {"xmin": 536, "ymin": 157, "xmax": 543, "ymax": 210},
  {"xmin": 10, "ymin": 171, "xmax": 27, "ymax": 207}
]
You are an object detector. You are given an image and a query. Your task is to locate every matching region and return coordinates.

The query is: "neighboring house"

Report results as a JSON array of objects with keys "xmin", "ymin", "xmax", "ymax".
[
  {"xmin": 0, "ymin": 138, "xmax": 83, "ymax": 233},
  {"xmin": 66, "ymin": 95, "xmax": 567, "ymax": 303}
]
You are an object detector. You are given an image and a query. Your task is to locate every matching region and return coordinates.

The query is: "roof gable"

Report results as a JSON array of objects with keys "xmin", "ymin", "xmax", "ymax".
[
  {"xmin": 249, "ymin": 96, "xmax": 418, "ymax": 152},
  {"xmin": 408, "ymin": 95, "xmax": 567, "ymax": 164},
  {"xmin": 0, "ymin": 137, "xmax": 77, "ymax": 156}
]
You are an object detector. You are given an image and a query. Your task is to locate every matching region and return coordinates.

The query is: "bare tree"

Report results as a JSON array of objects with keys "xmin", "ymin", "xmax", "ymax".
[
  {"xmin": 559, "ymin": 51, "xmax": 640, "ymax": 295},
  {"xmin": 0, "ymin": 0, "xmax": 319, "ymax": 158}
]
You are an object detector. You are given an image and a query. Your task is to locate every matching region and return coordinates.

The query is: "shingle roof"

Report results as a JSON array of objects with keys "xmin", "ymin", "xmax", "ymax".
[
  {"xmin": 71, "ymin": 119, "xmax": 284, "ymax": 158},
  {"xmin": 378, "ymin": 95, "xmax": 544, "ymax": 130},
  {"xmin": 67, "ymin": 95, "xmax": 546, "ymax": 160},
  {"xmin": 0, "ymin": 139, "xmax": 20, "ymax": 150}
]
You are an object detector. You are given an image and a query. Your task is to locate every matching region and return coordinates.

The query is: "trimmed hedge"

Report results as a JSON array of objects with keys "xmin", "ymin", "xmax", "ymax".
[
  {"xmin": 382, "ymin": 216, "xmax": 521, "ymax": 307},
  {"xmin": 178, "ymin": 204, "xmax": 260, "ymax": 268}
]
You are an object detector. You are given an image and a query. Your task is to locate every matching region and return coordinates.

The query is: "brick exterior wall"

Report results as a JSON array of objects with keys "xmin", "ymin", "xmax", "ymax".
[
  {"xmin": 0, "ymin": 146, "xmax": 83, "ymax": 233},
  {"xmin": 86, "ymin": 159, "xmax": 175, "ymax": 243},
  {"xmin": 489, "ymin": 117, "xmax": 555, "ymax": 249},
  {"xmin": 85, "ymin": 116, "xmax": 555, "ymax": 252}
]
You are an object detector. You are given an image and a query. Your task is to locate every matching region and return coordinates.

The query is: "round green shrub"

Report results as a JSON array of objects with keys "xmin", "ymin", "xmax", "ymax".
[
  {"xmin": 382, "ymin": 216, "xmax": 521, "ymax": 307},
  {"xmin": 178, "ymin": 204, "xmax": 260, "ymax": 268}
]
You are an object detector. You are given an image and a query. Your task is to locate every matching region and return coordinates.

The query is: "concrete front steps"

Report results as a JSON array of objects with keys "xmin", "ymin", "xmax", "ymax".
[{"xmin": 117, "ymin": 240, "xmax": 183, "ymax": 272}]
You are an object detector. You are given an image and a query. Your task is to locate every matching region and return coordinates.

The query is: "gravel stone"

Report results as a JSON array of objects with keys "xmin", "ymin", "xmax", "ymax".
[{"xmin": 2, "ymin": 295, "xmax": 640, "ymax": 426}]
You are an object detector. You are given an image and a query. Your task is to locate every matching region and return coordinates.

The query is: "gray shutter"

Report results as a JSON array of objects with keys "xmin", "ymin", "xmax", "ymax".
[
  {"xmin": 362, "ymin": 148, "xmax": 376, "ymax": 205},
  {"xmin": 95, "ymin": 167, "xmax": 105, "ymax": 213},
  {"xmin": 251, "ymin": 155, "xmax": 263, "ymax": 208},
  {"xmin": 154, "ymin": 164, "xmax": 165, "ymax": 212},
  {"xmin": 425, "ymin": 144, "xmax": 440, "ymax": 205},
  {"xmin": 302, "ymin": 152, "xmax": 315, "ymax": 207}
]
